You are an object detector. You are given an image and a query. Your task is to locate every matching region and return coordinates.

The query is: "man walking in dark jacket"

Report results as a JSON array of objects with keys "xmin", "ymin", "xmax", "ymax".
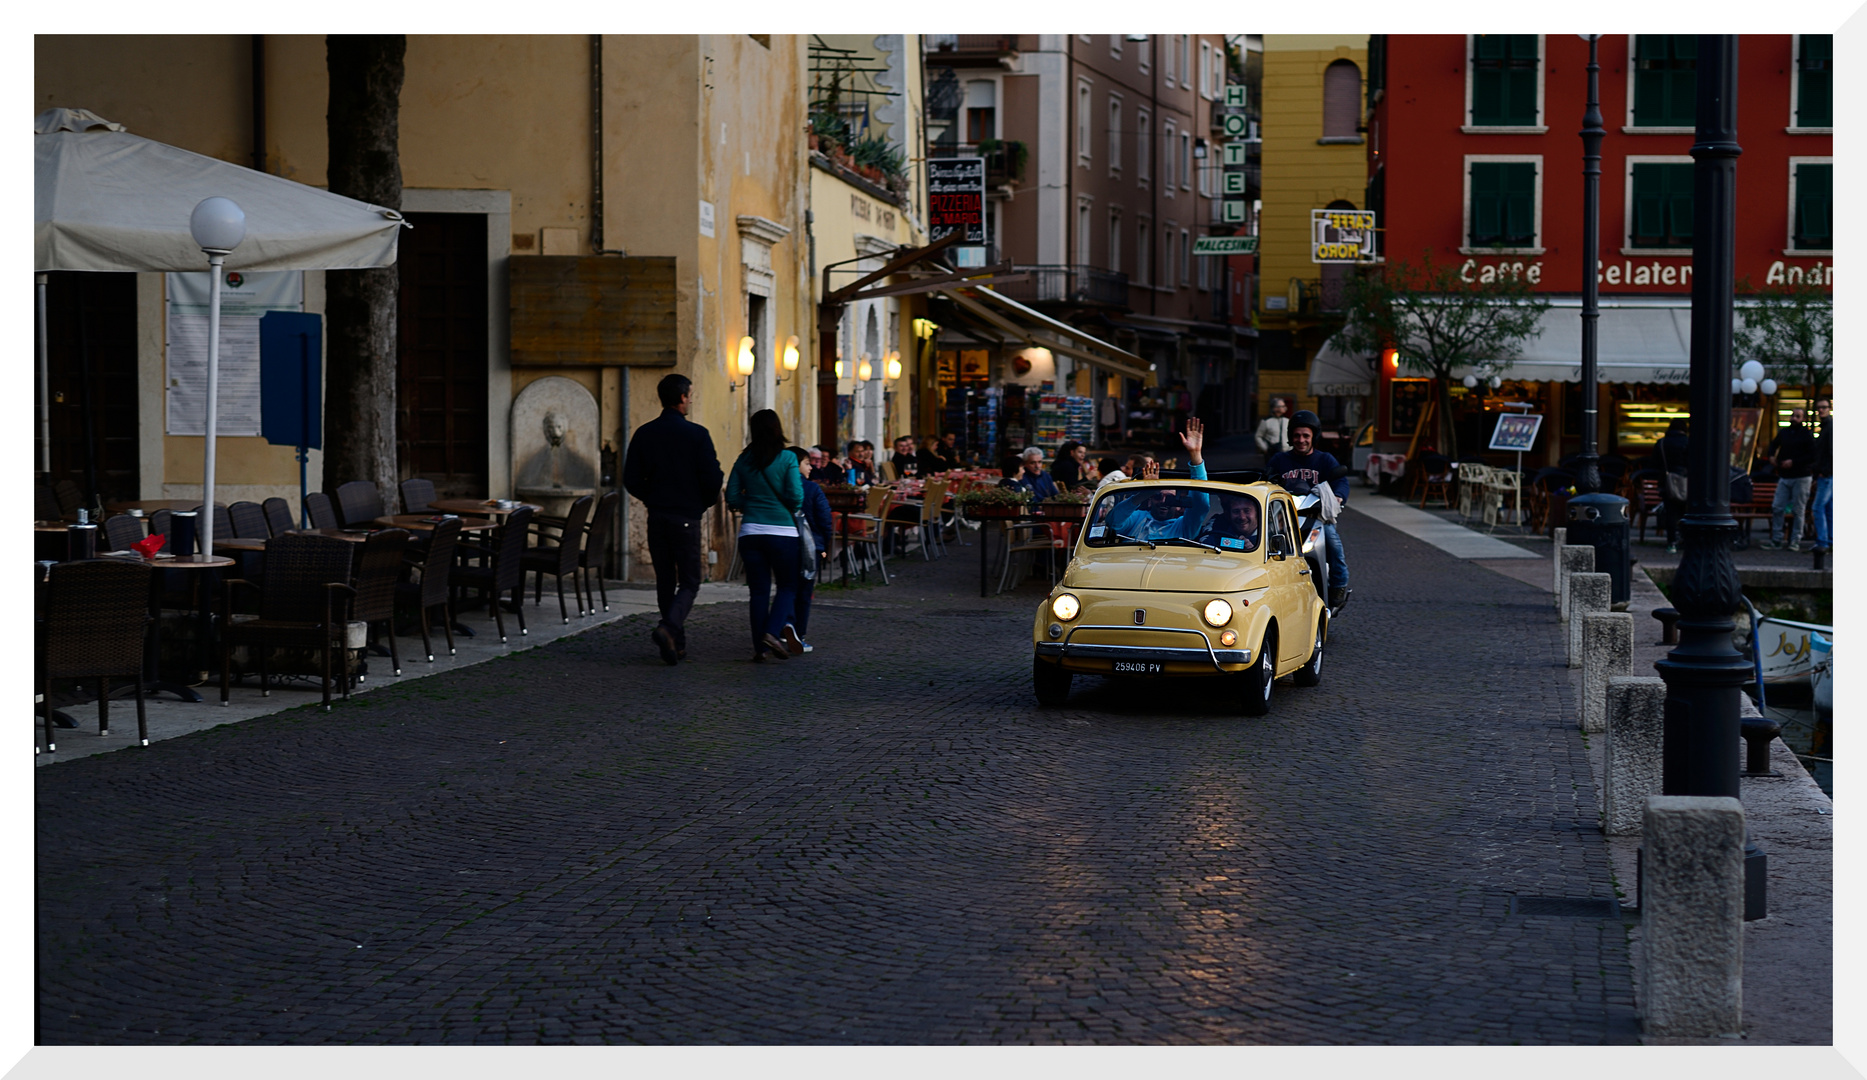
[
  {"xmin": 1763, "ymin": 407, "xmax": 1817, "ymax": 550},
  {"xmin": 622, "ymin": 374, "xmax": 724, "ymax": 664}
]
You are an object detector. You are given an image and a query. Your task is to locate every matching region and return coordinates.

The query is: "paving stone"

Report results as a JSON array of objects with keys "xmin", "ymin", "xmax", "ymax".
[{"xmin": 34, "ymin": 512, "xmax": 1637, "ymax": 1045}]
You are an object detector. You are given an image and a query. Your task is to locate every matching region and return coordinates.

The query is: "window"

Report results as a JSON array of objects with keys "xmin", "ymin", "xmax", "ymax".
[
  {"xmin": 1197, "ymin": 142, "xmax": 1213, "ymax": 196},
  {"xmin": 1795, "ymin": 35, "xmax": 1833, "ymax": 129},
  {"xmin": 1466, "ymin": 158, "xmax": 1540, "ymax": 250},
  {"xmin": 1323, "ymin": 60, "xmax": 1361, "ymax": 138},
  {"xmin": 1180, "ymin": 131, "xmax": 1192, "ymax": 189},
  {"xmin": 1180, "ymin": 35, "xmax": 1192, "ymax": 88},
  {"xmin": 1164, "ymin": 35, "xmax": 1176, "ymax": 84},
  {"xmin": 1164, "ymin": 229, "xmax": 1176, "ymax": 288},
  {"xmin": 1138, "ymin": 36, "xmax": 1151, "ymax": 75},
  {"xmin": 1137, "ymin": 221, "xmax": 1152, "ymax": 286},
  {"xmin": 1077, "ymin": 198, "xmax": 1093, "ymax": 264},
  {"xmin": 1197, "ymin": 242, "xmax": 1210, "ymax": 290},
  {"xmin": 1791, "ymin": 161, "xmax": 1833, "ymax": 251},
  {"xmin": 1077, "ymin": 80, "xmax": 1093, "ymax": 164},
  {"xmin": 1109, "ymin": 209, "xmax": 1123, "ymax": 273},
  {"xmin": 1109, "ymin": 97, "xmax": 1123, "ymax": 176},
  {"xmin": 964, "ymin": 79, "xmax": 997, "ymax": 144},
  {"xmin": 1181, "ymin": 228, "xmax": 1192, "ymax": 285},
  {"xmin": 1469, "ymin": 34, "xmax": 1540, "ymax": 128},
  {"xmin": 1162, "ymin": 120, "xmax": 1176, "ymax": 191},
  {"xmin": 1631, "ymin": 35, "xmax": 1696, "ymax": 128},
  {"xmin": 1200, "ymin": 41, "xmax": 1213, "ymax": 99},
  {"xmin": 1111, "ymin": 35, "xmax": 1123, "ymax": 60},
  {"xmin": 1212, "ymin": 42, "xmax": 1227, "ymax": 99},
  {"xmin": 1629, "ymin": 161, "xmax": 1694, "ymax": 248},
  {"xmin": 1137, "ymin": 110, "xmax": 1151, "ymax": 183}
]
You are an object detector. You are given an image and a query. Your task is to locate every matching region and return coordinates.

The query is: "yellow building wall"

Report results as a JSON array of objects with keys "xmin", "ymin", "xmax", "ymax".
[{"xmin": 1256, "ymin": 35, "xmax": 1368, "ymax": 418}]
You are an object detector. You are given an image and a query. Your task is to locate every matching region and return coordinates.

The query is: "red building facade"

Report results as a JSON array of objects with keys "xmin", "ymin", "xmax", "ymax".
[{"xmin": 1361, "ymin": 34, "xmax": 1831, "ymax": 462}]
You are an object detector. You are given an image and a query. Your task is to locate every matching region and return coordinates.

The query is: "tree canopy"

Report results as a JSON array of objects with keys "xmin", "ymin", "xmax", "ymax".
[{"xmin": 1736, "ymin": 279, "xmax": 1832, "ymax": 395}]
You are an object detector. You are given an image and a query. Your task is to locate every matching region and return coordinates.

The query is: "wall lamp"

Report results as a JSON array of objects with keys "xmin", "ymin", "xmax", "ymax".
[
  {"xmin": 857, "ymin": 352, "xmax": 874, "ymax": 382},
  {"xmin": 777, "ymin": 335, "xmax": 800, "ymax": 383},
  {"xmin": 729, "ymin": 335, "xmax": 755, "ymax": 391},
  {"xmin": 885, "ymin": 349, "xmax": 903, "ymax": 381}
]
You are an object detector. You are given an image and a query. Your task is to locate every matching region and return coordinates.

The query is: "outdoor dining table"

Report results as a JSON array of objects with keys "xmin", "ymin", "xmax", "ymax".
[
  {"xmin": 371, "ymin": 514, "xmax": 498, "ymax": 534},
  {"xmin": 429, "ymin": 498, "xmax": 538, "ymax": 520},
  {"xmin": 821, "ymin": 490, "xmax": 867, "ymax": 588},
  {"xmin": 105, "ymin": 499, "xmax": 211, "ymax": 514}
]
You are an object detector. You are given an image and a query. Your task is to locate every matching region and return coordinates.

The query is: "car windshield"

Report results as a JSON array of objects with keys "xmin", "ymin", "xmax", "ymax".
[{"xmin": 1084, "ymin": 484, "xmax": 1261, "ymax": 552}]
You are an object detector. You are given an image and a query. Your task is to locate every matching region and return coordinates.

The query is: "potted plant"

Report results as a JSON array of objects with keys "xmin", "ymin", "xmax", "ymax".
[
  {"xmin": 955, "ymin": 485, "xmax": 1032, "ymax": 518},
  {"xmin": 1036, "ymin": 490, "xmax": 1090, "ymax": 519}
]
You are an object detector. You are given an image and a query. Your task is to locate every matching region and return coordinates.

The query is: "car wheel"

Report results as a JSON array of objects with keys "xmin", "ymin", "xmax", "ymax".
[
  {"xmin": 1293, "ymin": 617, "xmax": 1325, "ymax": 687},
  {"xmin": 1033, "ymin": 656, "xmax": 1072, "ymax": 706},
  {"xmin": 1240, "ymin": 630, "xmax": 1274, "ymax": 715}
]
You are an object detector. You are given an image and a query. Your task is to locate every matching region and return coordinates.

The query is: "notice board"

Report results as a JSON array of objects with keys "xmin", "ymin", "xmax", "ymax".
[
  {"xmin": 509, "ymin": 256, "xmax": 678, "ymax": 366},
  {"xmin": 165, "ymin": 270, "xmax": 304, "ymax": 435}
]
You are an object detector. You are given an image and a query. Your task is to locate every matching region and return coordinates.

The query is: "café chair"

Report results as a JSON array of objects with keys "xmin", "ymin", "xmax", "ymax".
[
  {"xmin": 522, "ymin": 494, "xmax": 593, "ymax": 624},
  {"xmin": 39, "ymin": 558, "xmax": 155, "ymax": 752},
  {"xmin": 335, "ymin": 481, "xmax": 385, "ymax": 527},
  {"xmin": 102, "ymin": 514, "xmax": 146, "ymax": 552},
  {"xmin": 398, "ymin": 516, "xmax": 461, "ymax": 662},
  {"xmin": 351, "ymin": 528, "xmax": 411, "ymax": 678},
  {"xmin": 220, "ymin": 533, "xmax": 357, "ymax": 712},
  {"xmin": 229, "ymin": 501, "xmax": 270, "ymax": 540},
  {"xmin": 305, "ymin": 492, "xmax": 340, "ymax": 530},
  {"xmin": 53, "ymin": 478, "xmax": 87, "ymax": 520},
  {"xmin": 262, "ymin": 497, "xmax": 296, "ymax": 536},
  {"xmin": 35, "ymin": 477, "xmax": 63, "ymax": 522},
  {"xmin": 399, "ymin": 478, "xmax": 438, "ymax": 515},
  {"xmin": 576, "ymin": 490, "xmax": 620, "ymax": 613},
  {"xmin": 453, "ymin": 505, "xmax": 533, "ymax": 643}
]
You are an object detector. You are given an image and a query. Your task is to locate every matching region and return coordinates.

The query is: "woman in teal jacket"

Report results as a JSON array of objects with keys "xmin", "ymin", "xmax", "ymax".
[{"xmin": 725, "ymin": 409, "xmax": 805, "ymax": 660}]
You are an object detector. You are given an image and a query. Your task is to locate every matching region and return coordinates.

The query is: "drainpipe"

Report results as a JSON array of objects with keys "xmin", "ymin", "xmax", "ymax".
[
  {"xmin": 250, "ymin": 35, "xmax": 266, "ymax": 172},
  {"xmin": 590, "ymin": 35, "xmax": 627, "ymax": 256}
]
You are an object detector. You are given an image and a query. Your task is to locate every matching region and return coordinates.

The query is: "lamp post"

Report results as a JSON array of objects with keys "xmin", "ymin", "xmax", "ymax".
[
  {"xmin": 189, "ymin": 196, "xmax": 246, "ymax": 558},
  {"xmin": 1576, "ymin": 34, "xmax": 1604, "ymax": 495}
]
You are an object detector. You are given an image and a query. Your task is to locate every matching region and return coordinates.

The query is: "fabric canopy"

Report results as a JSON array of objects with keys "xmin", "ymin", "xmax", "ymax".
[
  {"xmin": 944, "ymin": 284, "xmax": 1155, "ymax": 383},
  {"xmin": 1314, "ymin": 299, "xmax": 1700, "ymax": 391},
  {"xmin": 35, "ymin": 107, "xmax": 405, "ymax": 273}
]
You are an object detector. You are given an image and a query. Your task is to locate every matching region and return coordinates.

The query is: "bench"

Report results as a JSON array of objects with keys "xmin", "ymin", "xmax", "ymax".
[{"xmin": 1731, "ymin": 480, "xmax": 1777, "ymax": 541}]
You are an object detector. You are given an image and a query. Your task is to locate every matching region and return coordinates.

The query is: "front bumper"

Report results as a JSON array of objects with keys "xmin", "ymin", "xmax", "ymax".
[{"xmin": 1035, "ymin": 624, "xmax": 1249, "ymax": 671}]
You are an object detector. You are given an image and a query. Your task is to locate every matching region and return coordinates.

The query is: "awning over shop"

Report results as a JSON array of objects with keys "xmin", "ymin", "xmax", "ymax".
[
  {"xmin": 1308, "ymin": 334, "xmax": 1374, "ymax": 395},
  {"xmin": 1316, "ymin": 300, "xmax": 1698, "ymax": 390},
  {"xmin": 939, "ymin": 284, "xmax": 1154, "ymax": 383}
]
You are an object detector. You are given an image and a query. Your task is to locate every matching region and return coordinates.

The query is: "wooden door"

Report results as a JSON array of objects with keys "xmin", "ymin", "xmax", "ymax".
[
  {"xmin": 41, "ymin": 272, "xmax": 140, "ymax": 505},
  {"xmin": 397, "ymin": 212, "xmax": 489, "ymax": 498}
]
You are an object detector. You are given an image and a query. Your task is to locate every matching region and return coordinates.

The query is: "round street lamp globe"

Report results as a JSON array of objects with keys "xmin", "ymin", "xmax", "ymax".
[
  {"xmin": 190, "ymin": 196, "xmax": 246, "ymax": 253},
  {"xmin": 1732, "ymin": 378, "xmax": 1745, "ymax": 394},
  {"xmin": 1760, "ymin": 378, "xmax": 1778, "ymax": 396},
  {"xmin": 1740, "ymin": 378, "xmax": 1758, "ymax": 395},
  {"xmin": 1462, "ymin": 375, "xmax": 1478, "ymax": 388},
  {"xmin": 1739, "ymin": 360, "xmax": 1765, "ymax": 382}
]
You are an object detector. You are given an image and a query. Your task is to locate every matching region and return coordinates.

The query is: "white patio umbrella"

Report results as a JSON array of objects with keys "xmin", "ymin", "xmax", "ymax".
[{"xmin": 34, "ymin": 107, "xmax": 405, "ymax": 555}]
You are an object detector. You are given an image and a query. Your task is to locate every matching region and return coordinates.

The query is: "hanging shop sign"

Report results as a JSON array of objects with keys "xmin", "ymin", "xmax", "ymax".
[
  {"xmin": 928, "ymin": 157, "xmax": 986, "ymax": 243},
  {"xmin": 1311, "ymin": 208, "xmax": 1377, "ymax": 263},
  {"xmin": 1193, "ymin": 235, "xmax": 1257, "ymax": 255}
]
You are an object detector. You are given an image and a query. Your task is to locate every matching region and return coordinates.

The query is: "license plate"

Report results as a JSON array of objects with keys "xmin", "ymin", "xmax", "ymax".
[{"xmin": 1112, "ymin": 660, "xmax": 1165, "ymax": 675}]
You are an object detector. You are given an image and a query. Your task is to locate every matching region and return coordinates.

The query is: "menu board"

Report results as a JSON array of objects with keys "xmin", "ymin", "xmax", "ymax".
[
  {"xmin": 928, "ymin": 157, "xmax": 986, "ymax": 243},
  {"xmin": 165, "ymin": 270, "xmax": 303, "ymax": 436}
]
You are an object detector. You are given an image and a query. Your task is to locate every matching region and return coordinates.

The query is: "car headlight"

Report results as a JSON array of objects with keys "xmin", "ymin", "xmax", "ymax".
[
  {"xmin": 1202, "ymin": 598, "xmax": 1233, "ymax": 627},
  {"xmin": 1052, "ymin": 593, "xmax": 1081, "ymax": 621}
]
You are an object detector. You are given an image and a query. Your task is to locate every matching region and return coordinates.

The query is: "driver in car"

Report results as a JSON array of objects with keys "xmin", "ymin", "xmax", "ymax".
[
  {"xmin": 1101, "ymin": 418, "xmax": 1212, "ymax": 541},
  {"xmin": 1199, "ymin": 496, "xmax": 1261, "ymax": 552}
]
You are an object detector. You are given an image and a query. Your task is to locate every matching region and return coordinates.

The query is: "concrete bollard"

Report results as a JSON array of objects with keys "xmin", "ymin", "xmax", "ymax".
[
  {"xmin": 1581, "ymin": 612, "xmax": 1634, "ymax": 734},
  {"xmin": 1559, "ymin": 545, "xmax": 1595, "ymax": 622},
  {"xmin": 1552, "ymin": 526, "xmax": 1567, "ymax": 605},
  {"xmin": 1604, "ymin": 676, "xmax": 1666, "ymax": 835},
  {"xmin": 1567, "ymin": 572, "xmax": 1611, "ymax": 667},
  {"xmin": 1641, "ymin": 795, "xmax": 1745, "ymax": 1038}
]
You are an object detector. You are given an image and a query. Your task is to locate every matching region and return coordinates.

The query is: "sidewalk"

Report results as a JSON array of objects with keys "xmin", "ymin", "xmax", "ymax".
[
  {"xmin": 34, "ymin": 578, "xmax": 746, "ymax": 765},
  {"xmin": 1348, "ymin": 490, "xmax": 1834, "ymax": 1045}
]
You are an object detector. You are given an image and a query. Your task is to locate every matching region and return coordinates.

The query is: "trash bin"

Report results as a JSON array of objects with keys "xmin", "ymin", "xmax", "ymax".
[{"xmin": 1567, "ymin": 493, "xmax": 1631, "ymax": 605}]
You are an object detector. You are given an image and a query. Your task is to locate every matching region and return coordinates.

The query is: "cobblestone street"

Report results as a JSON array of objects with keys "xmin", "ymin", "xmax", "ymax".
[{"xmin": 36, "ymin": 511, "xmax": 1639, "ymax": 1044}]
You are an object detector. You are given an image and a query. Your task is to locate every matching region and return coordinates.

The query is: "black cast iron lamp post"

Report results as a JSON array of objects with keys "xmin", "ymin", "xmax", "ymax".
[
  {"xmin": 1576, "ymin": 34, "xmax": 1604, "ymax": 496},
  {"xmin": 1653, "ymin": 34, "xmax": 1765, "ymax": 918}
]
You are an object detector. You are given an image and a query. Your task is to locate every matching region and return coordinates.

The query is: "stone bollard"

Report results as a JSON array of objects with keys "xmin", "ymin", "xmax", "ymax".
[
  {"xmin": 1604, "ymin": 676, "xmax": 1665, "ymax": 835},
  {"xmin": 1552, "ymin": 526, "xmax": 1568, "ymax": 606},
  {"xmin": 1641, "ymin": 796, "xmax": 1745, "ymax": 1038},
  {"xmin": 1581, "ymin": 612, "xmax": 1634, "ymax": 734},
  {"xmin": 1567, "ymin": 572, "xmax": 1611, "ymax": 668},
  {"xmin": 1558, "ymin": 545, "xmax": 1595, "ymax": 622}
]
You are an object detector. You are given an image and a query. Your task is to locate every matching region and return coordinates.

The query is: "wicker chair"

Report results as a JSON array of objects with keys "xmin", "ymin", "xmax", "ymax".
[
  {"xmin": 189, "ymin": 504, "xmax": 234, "ymax": 551},
  {"xmin": 399, "ymin": 478, "xmax": 438, "ymax": 515},
  {"xmin": 577, "ymin": 490, "xmax": 620, "ymax": 613},
  {"xmin": 305, "ymin": 492, "xmax": 339, "ymax": 530},
  {"xmin": 220, "ymin": 533, "xmax": 358, "ymax": 711},
  {"xmin": 102, "ymin": 514, "xmax": 146, "ymax": 551},
  {"xmin": 398, "ymin": 516, "xmax": 461, "ymax": 662},
  {"xmin": 35, "ymin": 477, "xmax": 63, "ymax": 522},
  {"xmin": 229, "ymin": 501, "xmax": 270, "ymax": 539},
  {"xmin": 262, "ymin": 497, "xmax": 296, "ymax": 536},
  {"xmin": 39, "ymin": 558, "xmax": 155, "ymax": 752},
  {"xmin": 52, "ymin": 478, "xmax": 86, "ymax": 520},
  {"xmin": 522, "ymin": 495, "xmax": 593, "ymax": 624},
  {"xmin": 334, "ymin": 481, "xmax": 386, "ymax": 527},
  {"xmin": 453, "ymin": 505, "xmax": 533, "ymax": 643},
  {"xmin": 350, "ymin": 528, "xmax": 411, "ymax": 678}
]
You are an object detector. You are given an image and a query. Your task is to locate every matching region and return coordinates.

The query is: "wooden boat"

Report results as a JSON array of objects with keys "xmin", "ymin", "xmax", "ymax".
[
  {"xmin": 1810, "ymin": 631, "xmax": 1832, "ymax": 717},
  {"xmin": 1742, "ymin": 597, "xmax": 1831, "ymax": 704}
]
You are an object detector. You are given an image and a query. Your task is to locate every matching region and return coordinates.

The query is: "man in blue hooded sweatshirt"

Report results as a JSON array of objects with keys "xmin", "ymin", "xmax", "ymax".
[{"xmin": 1266, "ymin": 409, "xmax": 1350, "ymax": 607}]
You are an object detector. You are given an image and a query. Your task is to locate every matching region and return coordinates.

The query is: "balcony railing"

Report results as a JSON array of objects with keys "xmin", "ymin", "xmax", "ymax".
[
  {"xmin": 995, "ymin": 265, "xmax": 1130, "ymax": 309},
  {"xmin": 927, "ymin": 35, "xmax": 1022, "ymax": 56},
  {"xmin": 928, "ymin": 141, "xmax": 1026, "ymax": 186}
]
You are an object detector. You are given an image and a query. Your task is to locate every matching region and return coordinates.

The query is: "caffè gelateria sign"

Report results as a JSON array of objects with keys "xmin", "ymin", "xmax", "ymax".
[{"xmin": 1460, "ymin": 256, "xmax": 1835, "ymax": 288}]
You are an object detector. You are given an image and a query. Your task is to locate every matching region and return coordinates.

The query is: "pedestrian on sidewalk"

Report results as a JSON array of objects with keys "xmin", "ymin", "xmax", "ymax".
[
  {"xmin": 1763, "ymin": 407, "xmax": 1816, "ymax": 550},
  {"xmin": 1654, "ymin": 418, "xmax": 1690, "ymax": 553},
  {"xmin": 726, "ymin": 410, "xmax": 805, "ymax": 662},
  {"xmin": 621, "ymin": 373, "xmax": 723, "ymax": 666},
  {"xmin": 1255, "ymin": 397, "xmax": 1291, "ymax": 468},
  {"xmin": 1811, "ymin": 396, "xmax": 1833, "ymax": 552},
  {"xmin": 1267, "ymin": 409, "xmax": 1351, "ymax": 606},
  {"xmin": 783, "ymin": 445, "xmax": 832, "ymax": 655}
]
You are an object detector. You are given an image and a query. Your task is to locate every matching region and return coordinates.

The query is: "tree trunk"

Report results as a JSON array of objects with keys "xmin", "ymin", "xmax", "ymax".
[
  {"xmin": 1433, "ymin": 375, "xmax": 1459, "ymax": 459},
  {"xmin": 323, "ymin": 35, "xmax": 405, "ymax": 510}
]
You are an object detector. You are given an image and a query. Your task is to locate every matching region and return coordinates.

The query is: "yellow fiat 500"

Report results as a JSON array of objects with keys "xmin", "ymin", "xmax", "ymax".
[{"xmin": 1031, "ymin": 477, "xmax": 1326, "ymax": 714}]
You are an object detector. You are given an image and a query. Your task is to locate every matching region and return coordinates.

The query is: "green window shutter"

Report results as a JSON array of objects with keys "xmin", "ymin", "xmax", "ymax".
[
  {"xmin": 1798, "ymin": 35, "xmax": 1832, "ymax": 127},
  {"xmin": 1633, "ymin": 35, "xmax": 1696, "ymax": 127},
  {"xmin": 1794, "ymin": 163, "xmax": 1833, "ymax": 249},
  {"xmin": 1665, "ymin": 165, "xmax": 1694, "ymax": 245},
  {"xmin": 1471, "ymin": 162, "xmax": 1536, "ymax": 247},
  {"xmin": 1471, "ymin": 35, "xmax": 1538, "ymax": 126},
  {"xmin": 1631, "ymin": 163, "xmax": 1693, "ymax": 247}
]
